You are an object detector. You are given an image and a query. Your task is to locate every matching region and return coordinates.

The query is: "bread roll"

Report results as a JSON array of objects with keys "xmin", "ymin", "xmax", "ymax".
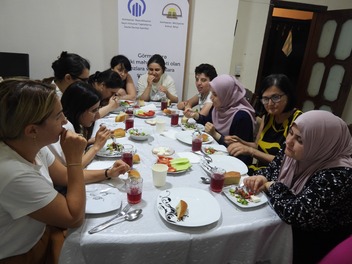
[
  {"xmin": 176, "ymin": 200, "xmax": 188, "ymax": 220},
  {"xmin": 201, "ymin": 133, "xmax": 209, "ymax": 142},
  {"xmin": 224, "ymin": 171, "xmax": 241, "ymax": 185},
  {"xmin": 163, "ymin": 109, "xmax": 172, "ymax": 115},
  {"xmin": 113, "ymin": 128, "xmax": 125, "ymax": 138},
  {"xmin": 138, "ymin": 99, "xmax": 145, "ymax": 106},
  {"xmin": 115, "ymin": 113, "xmax": 126, "ymax": 122},
  {"xmin": 133, "ymin": 154, "xmax": 140, "ymax": 164},
  {"xmin": 128, "ymin": 169, "xmax": 140, "ymax": 178}
]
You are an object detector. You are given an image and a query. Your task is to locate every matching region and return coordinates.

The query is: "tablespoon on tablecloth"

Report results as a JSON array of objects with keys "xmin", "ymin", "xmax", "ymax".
[
  {"xmin": 201, "ymin": 177, "xmax": 211, "ymax": 184},
  {"xmin": 88, "ymin": 209, "xmax": 142, "ymax": 234}
]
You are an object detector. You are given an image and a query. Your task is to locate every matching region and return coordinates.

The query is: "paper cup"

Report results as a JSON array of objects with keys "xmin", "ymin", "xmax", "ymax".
[{"xmin": 152, "ymin": 164, "xmax": 168, "ymax": 187}]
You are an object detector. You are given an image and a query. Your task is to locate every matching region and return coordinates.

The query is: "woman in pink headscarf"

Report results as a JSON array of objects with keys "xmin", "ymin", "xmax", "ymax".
[
  {"xmin": 184, "ymin": 74, "xmax": 255, "ymax": 164},
  {"xmin": 243, "ymin": 110, "xmax": 352, "ymax": 264}
]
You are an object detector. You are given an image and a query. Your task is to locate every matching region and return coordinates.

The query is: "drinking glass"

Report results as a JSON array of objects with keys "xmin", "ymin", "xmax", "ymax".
[
  {"xmin": 125, "ymin": 114, "xmax": 134, "ymax": 130},
  {"xmin": 170, "ymin": 111, "xmax": 179, "ymax": 127},
  {"xmin": 126, "ymin": 177, "xmax": 143, "ymax": 204},
  {"xmin": 210, "ymin": 167, "xmax": 226, "ymax": 193},
  {"xmin": 161, "ymin": 100, "xmax": 168, "ymax": 111},
  {"xmin": 156, "ymin": 119, "xmax": 166, "ymax": 133},
  {"xmin": 122, "ymin": 144, "xmax": 134, "ymax": 167},
  {"xmin": 192, "ymin": 132, "xmax": 202, "ymax": 152}
]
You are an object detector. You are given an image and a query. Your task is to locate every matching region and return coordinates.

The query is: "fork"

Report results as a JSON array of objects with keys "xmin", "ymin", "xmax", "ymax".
[
  {"xmin": 88, "ymin": 204, "xmax": 131, "ymax": 234},
  {"xmin": 200, "ymin": 149, "xmax": 213, "ymax": 163}
]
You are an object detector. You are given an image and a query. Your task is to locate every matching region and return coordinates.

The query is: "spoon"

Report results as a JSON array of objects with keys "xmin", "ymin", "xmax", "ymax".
[
  {"xmin": 201, "ymin": 177, "xmax": 211, "ymax": 184},
  {"xmin": 88, "ymin": 209, "xmax": 142, "ymax": 234}
]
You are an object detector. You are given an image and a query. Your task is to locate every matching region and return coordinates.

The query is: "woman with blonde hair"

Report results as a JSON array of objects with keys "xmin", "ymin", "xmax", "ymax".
[{"xmin": 0, "ymin": 79, "xmax": 86, "ymax": 263}]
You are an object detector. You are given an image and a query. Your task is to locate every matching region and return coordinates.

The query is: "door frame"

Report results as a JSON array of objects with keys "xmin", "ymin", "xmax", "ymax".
[{"xmin": 255, "ymin": 0, "xmax": 327, "ymax": 94}]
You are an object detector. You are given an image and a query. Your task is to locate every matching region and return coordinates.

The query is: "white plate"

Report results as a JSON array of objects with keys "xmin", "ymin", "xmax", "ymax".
[
  {"xmin": 119, "ymin": 100, "xmax": 135, "ymax": 107},
  {"xmin": 127, "ymin": 127, "xmax": 150, "ymax": 141},
  {"xmin": 222, "ymin": 185, "xmax": 268, "ymax": 208},
  {"xmin": 157, "ymin": 187, "xmax": 221, "ymax": 227},
  {"xmin": 152, "ymin": 146, "xmax": 175, "ymax": 156},
  {"xmin": 85, "ymin": 183, "xmax": 122, "ymax": 214},
  {"xmin": 180, "ymin": 123, "xmax": 205, "ymax": 131},
  {"xmin": 175, "ymin": 130, "xmax": 214, "ymax": 145},
  {"xmin": 96, "ymin": 140, "xmax": 135, "ymax": 158},
  {"xmin": 134, "ymin": 111, "xmax": 156, "ymax": 119},
  {"xmin": 200, "ymin": 155, "xmax": 248, "ymax": 175},
  {"xmin": 202, "ymin": 144, "xmax": 228, "ymax": 155},
  {"xmin": 96, "ymin": 139, "xmax": 124, "ymax": 158}
]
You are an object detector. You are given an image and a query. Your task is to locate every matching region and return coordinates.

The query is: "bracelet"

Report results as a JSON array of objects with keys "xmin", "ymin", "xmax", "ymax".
[
  {"xmin": 67, "ymin": 163, "xmax": 82, "ymax": 167},
  {"xmin": 105, "ymin": 169, "xmax": 111, "ymax": 180}
]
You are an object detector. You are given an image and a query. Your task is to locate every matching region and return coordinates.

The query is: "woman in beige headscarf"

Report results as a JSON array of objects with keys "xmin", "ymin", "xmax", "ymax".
[{"xmin": 244, "ymin": 110, "xmax": 352, "ymax": 264}]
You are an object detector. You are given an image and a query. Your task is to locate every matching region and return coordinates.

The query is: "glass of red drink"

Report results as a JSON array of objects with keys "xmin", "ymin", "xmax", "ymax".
[
  {"xmin": 170, "ymin": 111, "xmax": 179, "ymax": 127},
  {"xmin": 125, "ymin": 107, "xmax": 134, "ymax": 115},
  {"xmin": 192, "ymin": 132, "xmax": 202, "ymax": 152},
  {"xmin": 126, "ymin": 177, "xmax": 143, "ymax": 204},
  {"xmin": 125, "ymin": 114, "xmax": 134, "ymax": 130},
  {"xmin": 161, "ymin": 100, "xmax": 167, "ymax": 111},
  {"xmin": 210, "ymin": 167, "xmax": 226, "ymax": 193},
  {"xmin": 122, "ymin": 144, "xmax": 134, "ymax": 167}
]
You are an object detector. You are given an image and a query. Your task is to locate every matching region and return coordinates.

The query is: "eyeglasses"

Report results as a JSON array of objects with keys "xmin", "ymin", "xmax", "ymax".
[
  {"xmin": 260, "ymin": 94, "xmax": 285, "ymax": 105},
  {"xmin": 71, "ymin": 74, "xmax": 89, "ymax": 83}
]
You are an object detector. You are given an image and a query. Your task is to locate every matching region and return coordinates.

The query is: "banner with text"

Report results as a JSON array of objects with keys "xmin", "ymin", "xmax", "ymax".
[{"xmin": 117, "ymin": 0, "xmax": 189, "ymax": 99}]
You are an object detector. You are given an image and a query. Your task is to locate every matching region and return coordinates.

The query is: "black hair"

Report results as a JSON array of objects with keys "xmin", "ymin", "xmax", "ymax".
[
  {"xmin": 61, "ymin": 82, "xmax": 101, "ymax": 133},
  {"xmin": 147, "ymin": 54, "xmax": 166, "ymax": 72},
  {"xmin": 110, "ymin": 55, "xmax": 132, "ymax": 72},
  {"xmin": 195, "ymin": 64, "xmax": 218, "ymax": 80},
  {"xmin": 259, "ymin": 74, "xmax": 297, "ymax": 113},
  {"xmin": 52, "ymin": 51, "xmax": 90, "ymax": 81},
  {"xmin": 88, "ymin": 69, "xmax": 123, "ymax": 89}
]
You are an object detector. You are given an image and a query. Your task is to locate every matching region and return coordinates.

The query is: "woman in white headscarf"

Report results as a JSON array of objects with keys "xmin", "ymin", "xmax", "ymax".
[{"xmin": 244, "ymin": 110, "xmax": 352, "ymax": 264}]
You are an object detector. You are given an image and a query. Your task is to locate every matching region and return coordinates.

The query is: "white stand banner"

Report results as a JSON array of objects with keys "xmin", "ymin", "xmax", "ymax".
[{"xmin": 117, "ymin": 0, "xmax": 190, "ymax": 99}]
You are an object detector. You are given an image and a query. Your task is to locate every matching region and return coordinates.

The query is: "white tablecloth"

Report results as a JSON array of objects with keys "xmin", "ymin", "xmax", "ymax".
[{"xmin": 59, "ymin": 108, "xmax": 292, "ymax": 264}]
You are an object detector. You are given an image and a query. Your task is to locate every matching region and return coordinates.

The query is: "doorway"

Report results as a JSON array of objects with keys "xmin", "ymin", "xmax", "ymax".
[{"xmin": 255, "ymin": 1, "xmax": 326, "ymax": 107}]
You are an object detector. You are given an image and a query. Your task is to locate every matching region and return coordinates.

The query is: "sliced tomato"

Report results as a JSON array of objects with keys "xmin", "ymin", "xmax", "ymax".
[
  {"xmin": 168, "ymin": 167, "xmax": 176, "ymax": 172},
  {"xmin": 144, "ymin": 110, "xmax": 155, "ymax": 116}
]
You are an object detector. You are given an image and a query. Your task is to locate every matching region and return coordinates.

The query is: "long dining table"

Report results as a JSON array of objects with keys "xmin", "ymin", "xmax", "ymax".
[{"xmin": 59, "ymin": 103, "xmax": 293, "ymax": 264}]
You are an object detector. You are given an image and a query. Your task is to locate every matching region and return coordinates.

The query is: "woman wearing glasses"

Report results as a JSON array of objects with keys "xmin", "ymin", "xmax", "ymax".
[
  {"xmin": 49, "ymin": 51, "xmax": 91, "ymax": 98},
  {"xmin": 226, "ymin": 74, "xmax": 302, "ymax": 174},
  {"xmin": 88, "ymin": 69, "xmax": 124, "ymax": 117}
]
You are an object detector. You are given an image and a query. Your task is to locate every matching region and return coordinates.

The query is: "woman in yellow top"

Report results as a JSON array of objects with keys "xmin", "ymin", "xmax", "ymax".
[{"xmin": 226, "ymin": 74, "xmax": 302, "ymax": 175}]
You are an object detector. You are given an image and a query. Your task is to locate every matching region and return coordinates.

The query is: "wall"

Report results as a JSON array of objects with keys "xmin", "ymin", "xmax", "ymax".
[
  {"xmin": 183, "ymin": 0, "xmax": 239, "ymax": 100},
  {"xmin": 231, "ymin": 0, "xmax": 352, "ymax": 123},
  {"xmin": 0, "ymin": 0, "xmax": 238, "ymax": 100}
]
